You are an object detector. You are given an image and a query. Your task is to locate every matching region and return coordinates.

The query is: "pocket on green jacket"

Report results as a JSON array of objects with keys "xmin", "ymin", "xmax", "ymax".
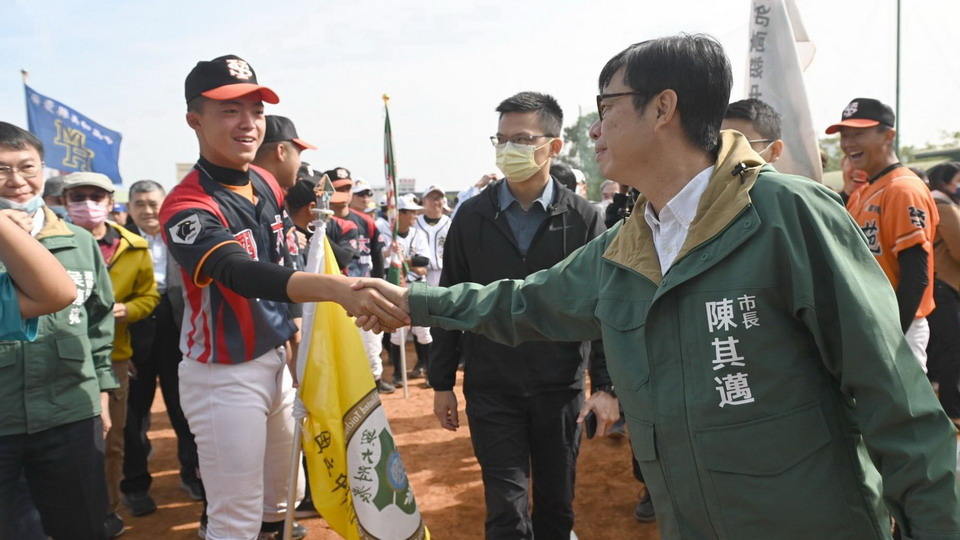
[
  {"xmin": 595, "ymin": 298, "xmax": 651, "ymax": 389},
  {"xmin": 694, "ymin": 402, "xmax": 854, "ymax": 538},
  {"xmin": 55, "ymin": 335, "xmax": 93, "ymax": 389}
]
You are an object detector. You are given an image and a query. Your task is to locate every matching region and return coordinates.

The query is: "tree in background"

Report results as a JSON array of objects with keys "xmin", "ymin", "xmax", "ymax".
[{"xmin": 556, "ymin": 111, "xmax": 604, "ymax": 200}]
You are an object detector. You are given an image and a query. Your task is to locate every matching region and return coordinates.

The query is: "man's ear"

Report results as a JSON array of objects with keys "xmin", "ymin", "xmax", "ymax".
[
  {"xmin": 653, "ymin": 89, "xmax": 678, "ymax": 130},
  {"xmin": 768, "ymin": 140, "xmax": 785, "ymax": 163},
  {"xmin": 186, "ymin": 111, "xmax": 201, "ymax": 131},
  {"xmin": 549, "ymin": 137, "xmax": 563, "ymax": 157},
  {"xmin": 274, "ymin": 142, "xmax": 287, "ymax": 162}
]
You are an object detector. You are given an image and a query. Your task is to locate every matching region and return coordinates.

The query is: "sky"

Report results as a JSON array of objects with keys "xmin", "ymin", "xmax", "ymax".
[{"xmin": 2, "ymin": 0, "xmax": 959, "ymax": 194}]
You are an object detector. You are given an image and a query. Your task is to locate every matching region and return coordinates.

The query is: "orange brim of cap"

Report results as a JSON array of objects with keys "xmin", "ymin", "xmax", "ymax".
[
  {"xmin": 201, "ymin": 83, "xmax": 280, "ymax": 104},
  {"xmin": 292, "ymin": 138, "xmax": 317, "ymax": 151},
  {"xmin": 825, "ymin": 118, "xmax": 879, "ymax": 134},
  {"xmin": 330, "ymin": 191, "xmax": 351, "ymax": 204},
  {"xmin": 331, "ymin": 179, "xmax": 353, "ymax": 189}
]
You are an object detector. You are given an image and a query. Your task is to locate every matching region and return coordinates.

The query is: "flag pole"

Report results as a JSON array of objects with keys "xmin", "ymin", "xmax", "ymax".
[
  {"xmin": 21, "ymin": 69, "xmax": 29, "ymax": 84},
  {"xmin": 383, "ymin": 94, "xmax": 411, "ymax": 398},
  {"xmin": 894, "ymin": 0, "xmax": 902, "ymax": 154},
  {"xmin": 282, "ymin": 418, "xmax": 303, "ymax": 540}
]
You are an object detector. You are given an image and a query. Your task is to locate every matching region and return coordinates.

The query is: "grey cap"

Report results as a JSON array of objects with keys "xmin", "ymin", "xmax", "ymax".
[{"xmin": 62, "ymin": 172, "xmax": 116, "ymax": 194}]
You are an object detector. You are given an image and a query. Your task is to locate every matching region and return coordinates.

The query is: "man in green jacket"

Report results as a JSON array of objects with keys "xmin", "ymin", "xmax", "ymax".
[
  {"xmin": 356, "ymin": 35, "xmax": 960, "ymax": 539},
  {"xmin": 0, "ymin": 121, "xmax": 118, "ymax": 540}
]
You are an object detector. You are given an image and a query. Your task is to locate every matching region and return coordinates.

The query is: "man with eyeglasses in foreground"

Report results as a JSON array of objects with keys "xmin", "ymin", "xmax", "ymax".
[
  {"xmin": 61, "ymin": 171, "xmax": 160, "ymax": 539},
  {"xmin": 356, "ymin": 35, "xmax": 960, "ymax": 539},
  {"xmin": 0, "ymin": 122, "xmax": 118, "ymax": 540},
  {"xmin": 425, "ymin": 91, "xmax": 616, "ymax": 539}
]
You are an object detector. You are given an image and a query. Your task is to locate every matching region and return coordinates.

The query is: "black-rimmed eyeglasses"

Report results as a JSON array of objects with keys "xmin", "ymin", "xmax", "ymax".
[
  {"xmin": 489, "ymin": 134, "xmax": 555, "ymax": 147},
  {"xmin": 596, "ymin": 92, "xmax": 644, "ymax": 121}
]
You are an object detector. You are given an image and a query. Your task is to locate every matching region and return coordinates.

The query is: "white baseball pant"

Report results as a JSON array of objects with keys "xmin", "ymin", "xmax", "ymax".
[{"xmin": 179, "ymin": 347, "xmax": 304, "ymax": 540}]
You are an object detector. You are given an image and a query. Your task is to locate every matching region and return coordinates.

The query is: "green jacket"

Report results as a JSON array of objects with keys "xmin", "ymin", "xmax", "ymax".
[
  {"xmin": 0, "ymin": 207, "xmax": 118, "ymax": 436},
  {"xmin": 409, "ymin": 132, "xmax": 960, "ymax": 540}
]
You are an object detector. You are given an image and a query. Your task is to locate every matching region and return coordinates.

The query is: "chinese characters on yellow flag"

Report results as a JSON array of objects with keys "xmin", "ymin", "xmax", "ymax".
[{"xmin": 297, "ymin": 230, "xmax": 429, "ymax": 540}]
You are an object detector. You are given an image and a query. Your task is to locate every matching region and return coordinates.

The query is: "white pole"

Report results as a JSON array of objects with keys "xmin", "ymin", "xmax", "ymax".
[
  {"xmin": 399, "ymin": 325, "xmax": 409, "ymax": 399},
  {"xmin": 282, "ymin": 418, "xmax": 303, "ymax": 540}
]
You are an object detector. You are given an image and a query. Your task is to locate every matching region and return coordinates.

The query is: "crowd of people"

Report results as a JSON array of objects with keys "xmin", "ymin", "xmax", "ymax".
[{"xmin": 1, "ymin": 32, "xmax": 959, "ymax": 540}]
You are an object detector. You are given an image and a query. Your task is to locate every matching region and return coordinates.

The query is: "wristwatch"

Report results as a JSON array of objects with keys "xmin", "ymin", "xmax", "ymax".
[{"xmin": 593, "ymin": 384, "xmax": 616, "ymax": 398}]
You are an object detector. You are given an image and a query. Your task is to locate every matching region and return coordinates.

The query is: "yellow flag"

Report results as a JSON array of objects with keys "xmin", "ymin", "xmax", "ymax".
[{"xmin": 299, "ymin": 234, "xmax": 429, "ymax": 540}]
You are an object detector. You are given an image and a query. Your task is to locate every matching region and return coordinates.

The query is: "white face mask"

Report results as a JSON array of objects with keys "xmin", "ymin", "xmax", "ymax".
[
  {"xmin": 0, "ymin": 192, "xmax": 45, "ymax": 215},
  {"xmin": 495, "ymin": 141, "xmax": 551, "ymax": 183}
]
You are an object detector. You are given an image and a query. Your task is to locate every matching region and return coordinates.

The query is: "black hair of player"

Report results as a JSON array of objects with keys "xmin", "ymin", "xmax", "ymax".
[
  {"xmin": 725, "ymin": 98, "xmax": 782, "ymax": 141},
  {"xmin": 550, "ymin": 162, "xmax": 578, "ymax": 192}
]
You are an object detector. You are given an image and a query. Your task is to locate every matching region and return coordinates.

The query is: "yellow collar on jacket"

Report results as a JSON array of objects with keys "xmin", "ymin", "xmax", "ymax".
[{"xmin": 603, "ymin": 130, "xmax": 765, "ymax": 284}]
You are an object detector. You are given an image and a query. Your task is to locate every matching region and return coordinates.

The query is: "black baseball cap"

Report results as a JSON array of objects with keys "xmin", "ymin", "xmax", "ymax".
[
  {"xmin": 825, "ymin": 98, "xmax": 895, "ymax": 134},
  {"xmin": 185, "ymin": 54, "xmax": 279, "ymax": 104},
  {"xmin": 264, "ymin": 116, "xmax": 316, "ymax": 150},
  {"xmin": 285, "ymin": 178, "xmax": 318, "ymax": 210}
]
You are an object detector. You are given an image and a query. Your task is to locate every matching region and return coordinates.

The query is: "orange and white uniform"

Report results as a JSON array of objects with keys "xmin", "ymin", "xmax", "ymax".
[{"xmin": 846, "ymin": 166, "xmax": 939, "ymax": 318}]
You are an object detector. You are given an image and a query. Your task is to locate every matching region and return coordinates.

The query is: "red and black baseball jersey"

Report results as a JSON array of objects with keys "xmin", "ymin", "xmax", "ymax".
[
  {"xmin": 159, "ymin": 162, "xmax": 298, "ymax": 364},
  {"xmin": 344, "ymin": 208, "xmax": 381, "ymax": 278}
]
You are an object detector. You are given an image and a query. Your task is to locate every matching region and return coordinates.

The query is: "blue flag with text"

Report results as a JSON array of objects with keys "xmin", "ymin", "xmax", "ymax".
[{"xmin": 24, "ymin": 84, "xmax": 123, "ymax": 184}]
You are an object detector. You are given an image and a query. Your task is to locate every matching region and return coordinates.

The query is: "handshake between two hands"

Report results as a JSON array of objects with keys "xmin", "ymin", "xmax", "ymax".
[{"xmin": 343, "ymin": 278, "xmax": 412, "ymax": 334}]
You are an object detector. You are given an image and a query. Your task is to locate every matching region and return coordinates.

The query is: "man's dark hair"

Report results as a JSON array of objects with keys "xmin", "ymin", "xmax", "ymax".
[
  {"xmin": 129, "ymin": 180, "xmax": 166, "ymax": 196},
  {"xmin": 187, "ymin": 96, "xmax": 207, "ymax": 114},
  {"xmin": 725, "ymin": 99, "xmax": 782, "ymax": 141},
  {"xmin": 598, "ymin": 34, "xmax": 732, "ymax": 153},
  {"xmin": 0, "ymin": 121, "xmax": 44, "ymax": 160},
  {"xmin": 550, "ymin": 162, "xmax": 577, "ymax": 192},
  {"xmin": 495, "ymin": 92, "xmax": 563, "ymax": 137},
  {"xmin": 927, "ymin": 162, "xmax": 960, "ymax": 191}
]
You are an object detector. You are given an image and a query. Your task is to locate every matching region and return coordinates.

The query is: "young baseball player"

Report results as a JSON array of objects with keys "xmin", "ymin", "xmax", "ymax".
[{"xmin": 159, "ymin": 54, "xmax": 407, "ymax": 540}]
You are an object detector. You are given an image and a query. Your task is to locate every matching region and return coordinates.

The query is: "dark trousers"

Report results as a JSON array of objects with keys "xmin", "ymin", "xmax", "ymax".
[
  {"xmin": 465, "ymin": 389, "xmax": 583, "ymax": 540},
  {"xmin": 0, "ymin": 417, "xmax": 107, "ymax": 540},
  {"xmin": 926, "ymin": 279, "xmax": 960, "ymax": 418},
  {"xmin": 121, "ymin": 293, "xmax": 199, "ymax": 494}
]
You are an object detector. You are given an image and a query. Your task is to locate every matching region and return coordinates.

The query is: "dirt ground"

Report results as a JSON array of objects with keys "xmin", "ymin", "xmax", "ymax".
[{"xmin": 115, "ymin": 354, "xmax": 660, "ymax": 540}]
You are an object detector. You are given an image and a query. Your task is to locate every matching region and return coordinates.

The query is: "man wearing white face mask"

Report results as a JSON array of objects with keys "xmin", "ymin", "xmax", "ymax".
[
  {"xmin": 428, "ymin": 91, "xmax": 616, "ymax": 539},
  {"xmin": 62, "ymin": 172, "xmax": 159, "ymax": 538},
  {"xmin": 0, "ymin": 122, "xmax": 118, "ymax": 540}
]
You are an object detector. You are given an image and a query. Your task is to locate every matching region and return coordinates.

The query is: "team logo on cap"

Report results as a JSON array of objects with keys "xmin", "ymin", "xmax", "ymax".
[
  {"xmin": 842, "ymin": 101, "xmax": 859, "ymax": 118},
  {"xmin": 225, "ymin": 58, "xmax": 253, "ymax": 80},
  {"xmin": 335, "ymin": 168, "xmax": 349, "ymax": 179}
]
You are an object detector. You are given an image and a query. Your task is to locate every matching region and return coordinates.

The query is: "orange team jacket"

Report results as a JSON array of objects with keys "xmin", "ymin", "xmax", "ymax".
[{"xmin": 846, "ymin": 165, "xmax": 939, "ymax": 318}]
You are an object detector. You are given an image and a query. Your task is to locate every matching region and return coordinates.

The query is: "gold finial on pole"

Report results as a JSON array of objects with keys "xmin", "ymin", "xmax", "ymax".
[{"xmin": 382, "ymin": 93, "xmax": 390, "ymax": 104}]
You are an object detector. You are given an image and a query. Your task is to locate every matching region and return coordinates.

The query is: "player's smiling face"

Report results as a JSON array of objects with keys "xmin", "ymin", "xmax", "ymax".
[{"xmin": 188, "ymin": 93, "xmax": 265, "ymax": 171}]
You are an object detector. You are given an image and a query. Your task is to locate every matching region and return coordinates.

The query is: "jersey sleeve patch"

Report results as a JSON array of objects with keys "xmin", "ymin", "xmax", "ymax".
[{"xmin": 171, "ymin": 214, "xmax": 202, "ymax": 244}]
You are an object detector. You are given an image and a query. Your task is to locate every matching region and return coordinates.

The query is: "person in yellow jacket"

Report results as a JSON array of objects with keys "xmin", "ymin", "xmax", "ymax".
[{"xmin": 61, "ymin": 172, "xmax": 159, "ymax": 539}]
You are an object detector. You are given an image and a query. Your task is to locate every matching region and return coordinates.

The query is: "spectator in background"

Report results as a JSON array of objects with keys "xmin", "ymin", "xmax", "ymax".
[
  {"xmin": 597, "ymin": 179, "xmax": 619, "ymax": 213},
  {"xmin": 721, "ymin": 98, "xmax": 784, "ymax": 164},
  {"xmin": 121, "ymin": 180, "xmax": 204, "ymax": 518},
  {"xmin": 549, "ymin": 162, "xmax": 578, "ymax": 193},
  {"xmin": 62, "ymin": 172, "xmax": 160, "ymax": 539},
  {"xmin": 0, "ymin": 121, "xmax": 118, "ymax": 540},
  {"xmin": 834, "ymin": 98, "xmax": 939, "ymax": 371},
  {"xmin": 925, "ymin": 161, "xmax": 960, "ymax": 429},
  {"xmin": 385, "ymin": 194, "xmax": 432, "ymax": 386},
  {"xmin": 453, "ymin": 172, "xmax": 498, "ymax": 219},
  {"xmin": 42, "ymin": 174, "xmax": 68, "ymax": 220},
  {"xmin": 839, "ymin": 155, "xmax": 868, "ymax": 206},
  {"xmin": 109, "ymin": 203, "xmax": 128, "ymax": 227},
  {"xmin": 327, "ymin": 168, "xmax": 394, "ymax": 394}
]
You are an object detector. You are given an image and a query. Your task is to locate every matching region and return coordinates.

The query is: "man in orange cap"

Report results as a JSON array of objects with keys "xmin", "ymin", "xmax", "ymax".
[{"xmin": 829, "ymin": 97, "xmax": 939, "ymax": 370}]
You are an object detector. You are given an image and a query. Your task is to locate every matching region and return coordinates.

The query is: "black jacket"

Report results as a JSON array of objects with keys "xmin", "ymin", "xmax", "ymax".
[{"xmin": 428, "ymin": 178, "xmax": 611, "ymax": 395}]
